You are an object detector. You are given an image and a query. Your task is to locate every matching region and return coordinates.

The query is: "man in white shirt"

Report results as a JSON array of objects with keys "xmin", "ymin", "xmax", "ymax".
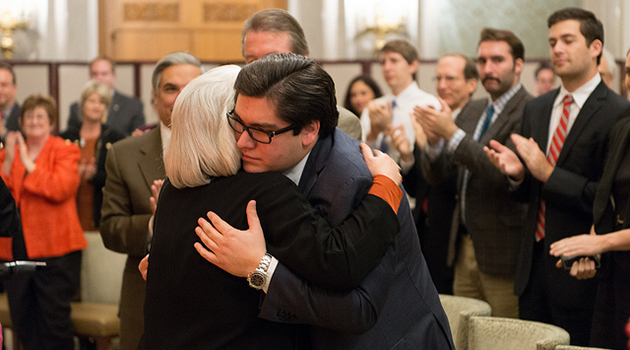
[
  {"xmin": 485, "ymin": 8, "xmax": 630, "ymax": 346},
  {"xmin": 361, "ymin": 39, "xmax": 439, "ymax": 163}
]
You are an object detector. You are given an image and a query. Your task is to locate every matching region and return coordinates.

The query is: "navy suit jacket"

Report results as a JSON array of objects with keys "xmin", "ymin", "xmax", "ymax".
[
  {"xmin": 259, "ymin": 129, "xmax": 454, "ymax": 349},
  {"xmin": 4, "ymin": 102, "xmax": 20, "ymax": 133},
  {"xmin": 513, "ymin": 82, "xmax": 630, "ymax": 307},
  {"xmin": 68, "ymin": 90, "xmax": 145, "ymax": 136}
]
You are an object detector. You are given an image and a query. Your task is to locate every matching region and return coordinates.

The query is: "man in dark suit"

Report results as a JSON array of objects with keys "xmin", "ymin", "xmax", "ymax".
[
  {"xmin": 0, "ymin": 62, "xmax": 21, "ymax": 140},
  {"xmin": 485, "ymin": 8, "xmax": 630, "ymax": 345},
  {"xmin": 99, "ymin": 52, "xmax": 201, "ymax": 350},
  {"xmin": 415, "ymin": 28, "xmax": 530, "ymax": 319},
  {"xmin": 68, "ymin": 57, "xmax": 145, "ymax": 136},
  {"xmin": 396, "ymin": 53, "xmax": 478, "ymax": 295},
  {"xmin": 196, "ymin": 53, "xmax": 453, "ymax": 348}
]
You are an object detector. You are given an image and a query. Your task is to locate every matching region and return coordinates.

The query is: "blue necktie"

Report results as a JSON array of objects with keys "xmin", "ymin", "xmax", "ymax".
[
  {"xmin": 379, "ymin": 100, "xmax": 396, "ymax": 153},
  {"xmin": 477, "ymin": 105, "xmax": 495, "ymax": 141}
]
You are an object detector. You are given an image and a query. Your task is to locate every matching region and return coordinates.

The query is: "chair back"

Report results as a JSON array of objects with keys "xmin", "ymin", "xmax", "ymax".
[
  {"xmin": 468, "ymin": 316, "xmax": 570, "ymax": 350},
  {"xmin": 439, "ymin": 294, "xmax": 491, "ymax": 350},
  {"xmin": 555, "ymin": 345, "xmax": 612, "ymax": 350}
]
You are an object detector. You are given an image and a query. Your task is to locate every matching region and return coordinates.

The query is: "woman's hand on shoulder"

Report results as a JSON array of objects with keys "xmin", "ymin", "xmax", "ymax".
[{"xmin": 361, "ymin": 143, "xmax": 401, "ymax": 185}]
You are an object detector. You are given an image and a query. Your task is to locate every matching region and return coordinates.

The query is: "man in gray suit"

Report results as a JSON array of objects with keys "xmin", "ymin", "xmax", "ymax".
[
  {"xmin": 416, "ymin": 28, "xmax": 531, "ymax": 318},
  {"xmin": 68, "ymin": 57, "xmax": 145, "ymax": 135},
  {"xmin": 100, "ymin": 52, "xmax": 201, "ymax": 350},
  {"xmin": 0, "ymin": 62, "xmax": 21, "ymax": 140},
  {"xmin": 241, "ymin": 9, "xmax": 362, "ymax": 141}
]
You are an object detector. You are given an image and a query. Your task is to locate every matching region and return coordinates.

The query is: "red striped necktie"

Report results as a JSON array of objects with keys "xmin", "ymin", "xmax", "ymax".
[{"xmin": 535, "ymin": 94, "xmax": 573, "ymax": 242}]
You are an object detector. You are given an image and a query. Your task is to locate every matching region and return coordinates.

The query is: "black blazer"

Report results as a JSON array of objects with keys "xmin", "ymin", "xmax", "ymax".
[
  {"xmin": 61, "ymin": 123, "xmax": 125, "ymax": 228},
  {"xmin": 140, "ymin": 172, "xmax": 399, "ymax": 350},
  {"xmin": 513, "ymin": 82, "xmax": 630, "ymax": 304}
]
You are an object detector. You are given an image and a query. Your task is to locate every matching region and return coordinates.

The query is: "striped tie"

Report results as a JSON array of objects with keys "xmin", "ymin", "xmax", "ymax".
[{"xmin": 535, "ymin": 94, "xmax": 572, "ymax": 242}]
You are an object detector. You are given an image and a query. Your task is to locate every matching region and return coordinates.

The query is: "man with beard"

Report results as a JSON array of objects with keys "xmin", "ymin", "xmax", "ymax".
[{"xmin": 415, "ymin": 28, "xmax": 531, "ymax": 318}]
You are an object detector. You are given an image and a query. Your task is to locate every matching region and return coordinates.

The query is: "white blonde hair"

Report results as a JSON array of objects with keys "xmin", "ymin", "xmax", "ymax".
[{"xmin": 165, "ymin": 65, "xmax": 242, "ymax": 188}]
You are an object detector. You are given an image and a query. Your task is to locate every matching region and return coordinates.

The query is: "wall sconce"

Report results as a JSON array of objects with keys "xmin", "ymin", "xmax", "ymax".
[
  {"xmin": 0, "ymin": 10, "xmax": 29, "ymax": 59},
  {"xmin": 356, "ymin": 13, "xmax": 408, "ymax": 52}
]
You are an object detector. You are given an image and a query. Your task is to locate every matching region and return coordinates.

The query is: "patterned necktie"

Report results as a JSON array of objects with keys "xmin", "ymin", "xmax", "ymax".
[
  {"xmin": 536, "ymin": 94, "xmax": 573, "ymax": 242},
  {"xmin": 477, "ymin": 105, "xmax": 495, "ymax": 141}
]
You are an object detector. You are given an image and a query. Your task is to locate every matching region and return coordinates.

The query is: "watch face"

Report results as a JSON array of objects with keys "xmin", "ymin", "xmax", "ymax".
[{"xmin": 250, "ymin": 273, "xmax": 265, "ymax": 287}]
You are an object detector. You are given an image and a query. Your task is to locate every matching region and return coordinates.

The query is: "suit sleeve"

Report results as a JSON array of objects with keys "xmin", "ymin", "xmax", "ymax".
[
  {"xmin": 259, "ymin": 243, "xmax": 396, "ymax": 334},
  {"xmin": 67, "ymin": 103, "xmax": 81, "ymax": 131},
  {"xmin": 451, "ymin": 129, "xmax": 516, "ymax": 190},
  {"xmin": 99, "ymin": 145, "xmax": 151, "ymax": 257},
  {"xmin": 260, "ymin": 174, "xmax": 400, "ymax": 291},
  {"xmin": 0, "ymin": 177, "xmax": 21, "ymax": 238},
  {"xmin": 128, "ymin": 99, "xmax": 146, "ymax": 134}
]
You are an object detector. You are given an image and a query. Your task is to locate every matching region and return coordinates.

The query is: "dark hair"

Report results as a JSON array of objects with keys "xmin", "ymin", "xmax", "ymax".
[
  {"xmin": 442, "ymin": 53, "xmax": 479, "ymax": 81},
  {"xmin": 343, "ymin": 75, "xmax": 383, "ymax": 116},
  {"xmin": 0, "ymin": 62, "xmax": 16, "ymax": 85},
  {"xmin": 380, "ymin": 40, "xmax": 420, "ymax": 80},
  {"xmin": 535, "ymin": 61, "xmax": 554, "ymax": 79},
  {"xmin": 547, "ymin": 8, "xmax": 604, "ymax": 64},
  {"xmin": 241, "ymin": 9, "xmax": 309, "ymax": 57},
  {"xmin": 90, "ymin": 56, "xmax": 116, "ymax": 74},
  {"xmin": 478, "ymin": 28, "xmax": 525, "ymax": 61},
  {"xmin": 21, "ymin": 94, "xmax": 58, "ymax": 127},
  {"xmin": 234, "ymin": 53, "xmax": 338, "ymax": 139}
]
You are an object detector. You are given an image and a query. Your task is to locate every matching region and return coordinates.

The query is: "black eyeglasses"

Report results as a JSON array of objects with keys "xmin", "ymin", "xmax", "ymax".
[{"xmin": 226, "ymin": 110, "xmax": 298, "ymax": 144}]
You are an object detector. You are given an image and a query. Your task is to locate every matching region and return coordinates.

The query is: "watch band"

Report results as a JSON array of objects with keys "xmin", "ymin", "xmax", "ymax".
[{"xmin": 247, "ymin": 253, "xmax": 272, "ymax": 289}]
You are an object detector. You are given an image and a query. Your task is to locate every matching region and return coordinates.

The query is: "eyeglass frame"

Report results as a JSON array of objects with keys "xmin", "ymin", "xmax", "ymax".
[{"xmin": 226, "ymin": 109, "xmax": 298, "ymax": 144}]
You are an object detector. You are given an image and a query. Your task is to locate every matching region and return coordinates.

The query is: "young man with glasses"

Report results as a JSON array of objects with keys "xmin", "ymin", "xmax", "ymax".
[{"xmin": 197, "ymin": 53, "xmax": 454, "ymax": 349}]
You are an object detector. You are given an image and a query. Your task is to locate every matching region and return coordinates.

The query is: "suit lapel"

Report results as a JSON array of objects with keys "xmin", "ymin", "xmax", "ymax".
[
  {"xmin": 137, "ymin": 126, "xmax": 165, "ymax": 190},
  {"xmin": 480, "ymin": 87, "xmax": 525, "ymax": 144},
  {"xmin": 456, "ymin": 99, "xmax": 487, "ymax": 133},
  {"xmin": 298, "ymin": 132, "xmax": 333, "ymax": 198},
  {"xmin": 556, "ymin": 82, "xmax": 606, "ymax": 166}
]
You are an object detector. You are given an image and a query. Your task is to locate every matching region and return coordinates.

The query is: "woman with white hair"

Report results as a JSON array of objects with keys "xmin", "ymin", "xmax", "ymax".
[
  {"xmin": 61, "ymin": 80, "xmax": 125, "ymax": 229},
  {"xmin": 140, "ymin": 65, "xmax": 403, "ymax": 349}
]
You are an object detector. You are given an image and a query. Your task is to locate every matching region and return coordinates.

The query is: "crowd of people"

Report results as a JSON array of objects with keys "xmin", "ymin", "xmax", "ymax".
[{"xmin": 0, "ymin": 5, "xmax": 629, "ymax": 350}]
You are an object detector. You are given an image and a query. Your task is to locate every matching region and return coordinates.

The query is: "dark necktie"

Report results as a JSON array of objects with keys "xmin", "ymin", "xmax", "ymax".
[{"xmin": 477, "ymin": 105, "xmax": 495, "ymax": 141}]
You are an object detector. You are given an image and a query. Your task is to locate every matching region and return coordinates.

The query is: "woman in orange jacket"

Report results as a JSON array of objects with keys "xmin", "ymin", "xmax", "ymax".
[{"xmin": 0, "ymin": 94, "xmax": 85, "ymax": 350}]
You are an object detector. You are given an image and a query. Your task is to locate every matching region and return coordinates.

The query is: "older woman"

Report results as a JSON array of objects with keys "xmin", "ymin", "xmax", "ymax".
[
  {"xmin": 140, "ymin": 65, "xmax": 403, "ymax": 349},
  {"xmin": 62, "ymin": 80, "xmax": 125, "ymax": 230},
  {"xmin": 0, "ymin": 94, "xmax": 86, "ymax": 349}
]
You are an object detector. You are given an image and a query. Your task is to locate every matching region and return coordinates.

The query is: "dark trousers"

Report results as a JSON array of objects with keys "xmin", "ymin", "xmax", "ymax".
[
  {"xmin": 6, "ymin": 250, "xmax": 82, "ymax": 350},
  {"xmin": 590, "ymin": 251, "xmax": 630, "ymax": 349},
  {"xmin": 519, "ymin": 240, "xmax": 594, "ymax": 346}
]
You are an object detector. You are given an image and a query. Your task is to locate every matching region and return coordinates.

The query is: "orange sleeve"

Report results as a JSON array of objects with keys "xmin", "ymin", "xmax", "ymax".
[{"xmin": 367, "ymin": 174, "xmax": 402, "ymax": 214}]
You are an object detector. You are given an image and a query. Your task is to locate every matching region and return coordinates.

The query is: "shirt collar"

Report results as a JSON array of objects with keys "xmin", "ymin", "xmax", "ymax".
[
  {"xmin": 283, "ymin": 150, "xmax": 311, "ymax": 186},
  {"xmin": 555, "ymin": 73, "xmax": 601, "ymax": 109},
  {"xmin": 489, "ymin": 83, "xmax": 522, "ymax": 115},
  {"xmin": 160, "ymin": 121, "xmax": 171, "ymax": 153},
  {"xmin": 392, "ymin": 81, "xmax": 420, "ymax": 99}
]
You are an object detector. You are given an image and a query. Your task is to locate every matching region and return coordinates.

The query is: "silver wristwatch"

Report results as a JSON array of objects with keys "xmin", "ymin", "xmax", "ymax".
[{"xmin": 247, "ymin": 253, "xmax": 272, "ymax": 290}]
